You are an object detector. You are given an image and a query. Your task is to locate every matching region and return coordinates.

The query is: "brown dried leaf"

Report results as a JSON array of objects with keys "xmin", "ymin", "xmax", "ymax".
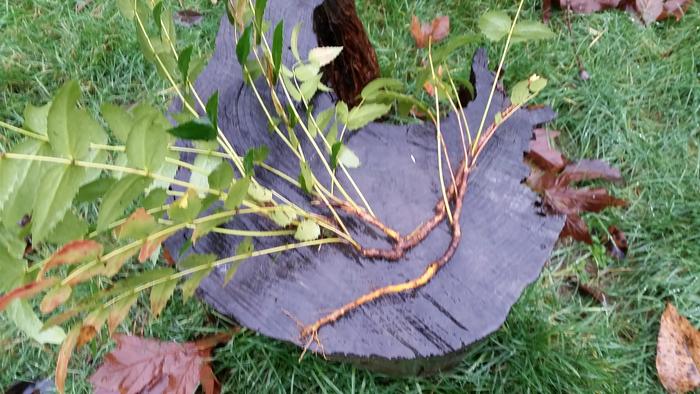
[
  {"xmin": 56, "ymin": 326, "xmax": 80, "ymax": 394},
  {"xmin": 544, "ymin": 187, "xmax": 627, "ymax": 215},
  {"xmin": 661, "ymin": 0, "xmax": 693, "ymax": 20},
  {"xmin": 0, "ymin": 279, "xmax": 57, "ymax": 312},
  {"xmin": 175, "ymin": 9, "xmax": 204, "ymax": 27},
  {"xmin": 560, "ymin": 213, "xmax": 593, "ymax": 244},
  {"xmin": 636, "ymin": 0, "xmax": 664, "ymax": 24},
  {"xmin": 557, "ymin": 0, "xmax": 623, "ymax": 13},
  {"xmin": 656, "ymin": 303, "xmax": 700, "ymax": 393},
  {"xmin": 40, "ymin": 240, "xmax": 103, "ymax": 277},
  {"xmin": 556, "ymin": 159, "xmax": 623, "ymax": 187},
  {"xmin": 89, "ymin": 334, "xmax": 231, "ymax": 394},
  {"xmin": 410, "ymin": 15, "xmax": 450, "ymax": 48},
  {"xmin": 527, "ymin": 128, "xmax": 566, "ymax": 172},
  {"xmin": 606, "ymin": 225, "xmax": 628, "ymax": 260}
]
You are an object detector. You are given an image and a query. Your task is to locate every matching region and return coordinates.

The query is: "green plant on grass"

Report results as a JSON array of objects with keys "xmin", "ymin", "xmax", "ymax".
[{"xmin": 0, "ymin": 0, "xmax": 558, "ymax": 391}]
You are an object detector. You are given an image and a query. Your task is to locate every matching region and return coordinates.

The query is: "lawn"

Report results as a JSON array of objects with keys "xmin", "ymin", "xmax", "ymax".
[{"xmin": 1, "ymin": 0, "xmax": 699, "ymax": 392}]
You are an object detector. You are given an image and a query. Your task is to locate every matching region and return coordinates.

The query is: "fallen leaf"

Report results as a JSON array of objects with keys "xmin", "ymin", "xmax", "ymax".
[
  {"xmin": 552, "ymin": 0, "xmax": 693, "ymax": 24},
  {"xmin": 40, "ymin": 240, "xmax": 103, "ymax": 277},
  {"xmin": 89, "ymin": 334, "xmax": 232, "ymax": 394},
  {"xmin": 656, "ymin": 303, "xmax": 700, "ymax": 393},
  {"xmin": 175, "ymin": 9, "xmax": 204, "ymax": 27},
  {"xmin": 410, "ymin": 15, "xmax": 450, "ymax": 48},
  {"xmin": 558, "ymin": 0, "xmax": 623, "ymax": 14},
  {"xmin": 661, "ymin": 0, "xmax": 693, "ymax": 20},
  {"xmin": 606, "ymin": 225, "xmax": 628, "ymax": 260},
  {"xmin": 567, "ymin": 276, "xmax": 610, "ymax": 305},
  {"xmin": 636, "ymin": 0, "xmax": 664, "ymax": 24},
  {"xmin": 556, "ymin": 159, "xmax": 623, "ymax": 187},
  {"xmin": 527, "ymin": 129, "xmax": 567, "ymax": 172},
  {"xmin": 560, "ymin": 213, "xmax": 593, "ymax": 244},
  {"xmin": 544, "ymin": 187, "xmax": 627, "ymax": 215}
]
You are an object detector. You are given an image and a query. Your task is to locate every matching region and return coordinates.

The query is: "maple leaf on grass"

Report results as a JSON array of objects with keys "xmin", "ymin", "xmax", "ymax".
[
  {"xmin": 89, "ymin": 333, "xmax": 232, "ymax": 394},
  {"xmin": 410, "ymin": 15, "xmax": 450, "ymax": 48},
  {"xmin": 546, "ymin": 0, "xmax": 694, "ymax": 25},
  {"xmin": 656, "ymin": 303, "xmax": 700, "ymax": 393}
]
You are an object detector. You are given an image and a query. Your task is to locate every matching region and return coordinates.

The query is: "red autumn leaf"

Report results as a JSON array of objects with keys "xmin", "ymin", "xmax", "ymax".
[
  {"xmin": 527, "ymin": 129, "xmax": 567, "ymax": 172},
  {"xmin": 89, "ymin": 334, "xmax": 231, "ymax": 394},
  {"xmin": 0, "ymin": 279, "xmax": 57, "ymax": 312},
  {"xmin": 606, "ymin": 225, "xmax": 629, "ymax": 260},
  {"xmin": 40, "ymin": 240, "xmax": 103, "ymax": 277},
  {"xmin": 39, "ymin": 285, "xmax": 72, "ymax": 314},
  {"xmin": 560, "ymin": 213, "xmax": 593, "ymax": 244},
  {"xmin": 636, "ymin": 0, "xmax": 664, "ymax": 24},
  {"xmin": 656, "ymin": 303, "xmax": 700, "ymax": 393},
  {"xmin": 661, "ymin": 0, "xmax": 693, "ymax": 20},
  {"xmin": 556, "ymin": 159, "xmax": 623, "ymax": 187},
  {"xmin": 410, "ymin": 15, "xmax": 450, "ymax": 48},
  {"xmin": 138, "ymin": 234, "xmax": 169, "ymax": 263}
]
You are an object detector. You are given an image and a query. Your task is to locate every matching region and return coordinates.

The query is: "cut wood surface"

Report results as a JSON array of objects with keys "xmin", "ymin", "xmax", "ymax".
[{"xmin": 165, "ymin": 0, "xmax": 564, "ymax": 375}]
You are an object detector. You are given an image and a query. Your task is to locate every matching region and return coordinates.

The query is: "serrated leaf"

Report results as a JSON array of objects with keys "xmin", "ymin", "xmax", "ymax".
[
  {"xmin": 108, "ymin": 294, "xmax": 138, "ymax": 334},
  {"xmin": 224, "ymin": 176, "xmax": 250, "ymax": 209},
  {"xmin": 308, "ymin": 107, "xmax": 334, "ymax": 138},
  {"xmin": 361, "ymin": 78, "xmax": 404, "ymax": 101},
  {"xmin": 0, "ymin": 139, "xmax": 45, "ymax": 213},
  {"xmin": 346, "ymin": 103, "xmax": 390, "ymax": 130},
  {"xmin": 97, "ymin": 174, "xmax": 153, "ymax": 232},
  {"xmin": 32, "ymin": 164, "xmax": 87, "ymax": 243},
  {"xmin": 298, "ymin": 161, "xmax": 314, "ymax": 194},
  {"xmin": 478, "ymin": 11, "xmax": 511, "ymax": 42},
  {"xmin": 294, "ymin": 63, "xmax": 320, "ymax": 82},
  {"xmin": 6, "ymin": 300, "xmax": 66, "ymax": 344},
  {"xmin": 23, "ymin": 102, "xmax": 51, "ymax": 135},
  {"xmin": 41, "ymin": 240, "xmax": 103, "ymax": 277},
  {"xmin": 116, "ymin": 208, "xmax": 158, "ymax": 240},
  {"xmin": 510, "ymin": 80, "xmax": 530, "ymax": 106},
  {"xmin": 56, "ymin": 326, "xmax": 80, "ymax": 394},
  {"xmin": 192, "ymin": 215, "xmax": 229, "ymax": 244},
  {"xmin": 243, "ymin": 146, "xmax": 268, "ymax": 176},
  {"xmin": 247, "ymin": 182, "xmax": 273, "ymax": 203},
  {"xmin": 47, "ymin": 80, "xmax": 84, "ymax": 157},
  {"xmin": 335, "ymin": 101, "xmax": 349, "ymax": 125},
  {"xmin": 167, "ymin": 117, "xmax": 217, "ymax": 141},
  {"xmin": 291, "ymin": 22, "xmax": 302, "ymax": 62},
  {"xmin": 143, "ymin": 188, "xmax": 168, "ymax": 211},
  {"xmin": 179, "ymin": 253, "xmax": 216, "ymax": 300},
  {"xmin": 40, "ymin": 285, "xmax": 72, "ymax": 314},
  {"xmin": 2, "ymin": 141, "xmax": 52, "ymax": 225},
  {"xmin": 269, "ymin": 205, "xmax": 297, "ymax": 227},
  {"xmin": 294, "ymin": 220, "xmax": 320, "ymax": 241},
  {"xmin": 0, "ymin": 279, "xmax": 57, "ymax": 312},
  {"xmin": 225, "ymin": 237, "xmax": 253, "ymax": 284},
  {"xmin": 76, "ymin": 176, "xmax": 116, "ymax": 204},
  {"xmin": 126, "ymin": 113, "xmax": 170, "ymax": 171},
  {"xmin": 282, "ymin": 74, "xmax": 302, "ymax": 101},
  {"xmin": 529, "ymin": 75, "xmax": 547, "ymax": 93},
  {"xmin": 189, "ymin": 153, "xmax": 222, "ymax": 197},
  {"xmin": 208, "ymin": 161, "xmax": 234, "ymax": 191},
  {"xmin": 272, "ymin": 21, "xmax": 284, "ymax": 83},
  {"xmin": 236, "ymin": 25, "xmax": 252, "ymax": 67},
  {"xmin": 205, "ymin": 91, "xmax": 219, "ymax": 132},
  {"xmin": 512, "ymin": 20, "xmax": 555, "ymax": 43},
  {"xmin": 46, "ymin": 211, "xmax": 88, "ymax": 245},
  {"xmin": 308, "ymin": 46, "xmax": 343, "ymax": 67},
  {"xmin": 168, "ymin": 189, "xmax": 202, "ymax": 223},
  {"xmin": 178, "ymin": 45, "xmax": 194, "ymax": 84},
  {"xmin": 299, "ymin": 74, "xmax": 321, "ymax": 102},
  {"xmin": 150, "ymin": 274, "xmax": 177, "ymax": 317}
]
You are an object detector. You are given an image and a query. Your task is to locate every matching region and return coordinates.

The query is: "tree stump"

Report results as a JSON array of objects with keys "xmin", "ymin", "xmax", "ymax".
[{"xmin": 166, "ymin": 0, "xmax": 564, "ymax": 376}]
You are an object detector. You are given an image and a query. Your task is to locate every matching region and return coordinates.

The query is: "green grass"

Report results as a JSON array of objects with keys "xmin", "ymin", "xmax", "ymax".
[{"xmin": 1, "ymin": 0, "xmax": 699, "ymax": 392}]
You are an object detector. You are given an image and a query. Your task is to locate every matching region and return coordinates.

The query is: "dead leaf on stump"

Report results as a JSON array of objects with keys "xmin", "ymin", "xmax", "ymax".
[
  {"xmin": 656, "ymin": 303, "xmax": 700, "ymax": 393},
  {"xmin": 89, "ymin": 333, "xmax": 231, "ymax": 394}
]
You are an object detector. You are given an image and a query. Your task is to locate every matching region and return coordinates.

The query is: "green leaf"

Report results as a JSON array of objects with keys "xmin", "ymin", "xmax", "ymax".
[
  {"xmin": 0, "ymin": 139, "xmax": 44, "ymax": 212},
  {"xmin": 298, "ymin": 161, "xmax": 314, "ymax": 194},
  {"xmin": 346, "ymin": 103, "xmax": 391, "ymax": 130},
  {"xmin": 253, "ymin": 0, "xmax": 268, "ymax": 44},
  {"xmin": 116, "ymin": 0, "xmax": 136, "ymax": 19},
  {"xmin": 236, "ymin": 25, "xmax": 252, "ymax": 67},
  {"xmin": 159, "ymin": 7, "xmax": 176, "ymax": 46},
  {"xmin": 143, "ymin": 188, "xmax": 168, "ymax": 211},
  {"xmin": 23, "ymin": 102, "xmax": 51, "ymax": 135},
  {"xmin": 291, "ymin": 22, "xmax": 302, "ymax": 62},
  {"xmin": 208, "ymin": 161, "xmax": 235, "ymax": 191},
  {"xmin": 117, "ymin": 208, "xmax": 158, "ymax": 240},
  {"xmin": 189, "ymin": 154, "xmax": 222, "ymax": 196},
  {"xmin": 101, "ymin": 103, "xmax": 134, "ymax": 143},
  {"xmin": 178, "ymin": 46, "xmax": 194, "ymax": 84},
  {"xmin": 529, "ymin": 75, "xmax": 548, "ymax": 93},
  {"xmin": 32, "ymin": 165, "xmax": 87, "ymax": 243},
  {"xmin": 0, "ymin": 229, "xmax": 27, "ymax": 292},
  {"xmin": 330, "ymin": 141, "xmax": 342, "ymax": 170},
  {"xmin": 150, "ymin": 275, "xmax": 177, "ymax": 317},
  {"xmin": 205, "ymin": 91, "xmax": 219, "ymax": 133},
  {"xmin": 335, "ymin": 101, "xmax": 349, "ymax": 125},
  {"xmin": 168, "ymin": 189, "xmax": 202, "ymax": 223},
  {"xmin": 308, "ymin": 46, "xmax": 343, "ymax": 67},
  {"xmin": 96, "ymin": 174, "xmax": 153, "ymax": 233},
  {"xmin": 192, "ymin": 215, "xmax": 229, "ymax": 244},
  {"xmin": 247, "ymin": 182, "xmax": 273, "ymax": 203},
  {"xmin": 6, "ymin": 300, "xmax": 66, "ymax": 344},
  {"xmin": 282, "ymin": 74, "xmax": 302, "ymax": 101},
  {"xmin": 361, "ymin": 78, "xmax": 404, "ymax": 101},
  {"xmin": 269, "ymin": 205, "xmax": 297, "ymax": 227},
  {"xmin": 1, "ymin": 141, "xmax": 52, "ymax": 224},
  {"xmin": 48, "ymin": 80, "xmax": 104, "ymax": 159},
  {"xmin": 512, "ymin": 21, "xmax": 555, "ymax": 43},
  {"xmin": 510, "ymin": 80, "xmax": 530, "ymax": 106},
  {"xmin": 294, "ymin": 63, "xmax": 320, "ymax": 82},
  {"xmin": 299, "ymin": 74, "xmax": 322, "ymax": 103},
  {"xmin": 338, "ymin": 145, "xmax": 360, "ymax": 168},
  {"xmin": 152, "ymin": 1, "xmax": 164, "ymax": 34},
  {"xmin": 432, "ymin": 34, "xmax": 481, "ymax": 64},
  {"xmin": 225, "ymin": 237, "xmax": 253, "ymax": 284},
  {"xmin": 308, "ymin": 107, "xmax": 334, "ymax": 138},
  {"xmin": 180, "ymin": 253, "xmax": 217, "ymax": 300},
  {"xmin": 76, "ymin": 177, "xmax": 116, "ymax": 204},
  {"xmin": 224, "ymin": 176, "xmax": 250, "ymax": 209},
  {"xmin": 167, "ymin": 117, "xmax": 217, "ymax": 141},
  {"xmin": 126, "ymin": 113, "xmax": 170, "ymax": 171},
  {"xmin": 478, "ymin": 11, "xmax": 511, "ymax": 42},
  {"xmin": 243, "ymin": 146, "xmax": 269, "ymax": 176},
  {"xmin": 46, "ymin": 211, "xmax": 88, "ymax": 245},
  {"xmin": 272, "ymin": 21, "xmax": 284, "ymax": 83},
  {"xmin": 294, "ymin": 220, "xmax": 320, "ymax": 241}
]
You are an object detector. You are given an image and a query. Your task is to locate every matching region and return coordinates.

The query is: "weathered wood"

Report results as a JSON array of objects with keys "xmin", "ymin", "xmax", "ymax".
[
  {"xmin": 312, "ymin": 0, "xmax": 380, "ymax": 105},
  {"xmin": 166, "ymin": 0, "xmax": 563, "ymax": 376}
]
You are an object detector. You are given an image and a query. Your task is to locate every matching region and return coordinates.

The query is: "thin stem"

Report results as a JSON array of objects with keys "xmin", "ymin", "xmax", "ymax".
[{"xmin": 0, "ymin": 121, "xmax": 49, "ymax": 142}]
